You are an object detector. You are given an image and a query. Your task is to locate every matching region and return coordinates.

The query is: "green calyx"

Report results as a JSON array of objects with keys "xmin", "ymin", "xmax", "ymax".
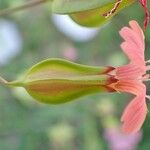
[
  {"xmin": 6, "ymin": 58, "xmax": 114, "ymax": 104},
  {"xmin": 51, "ymin": 0, "xmax": 136, "ymax": 27},
  {"xmin": 51, "ymin": 0, "xmax": 113, "ymax": 14},
  {"xmin": 0, "ymin": 0, "xmax": 136, "ymax": 28},
  {"xmin": 70, "ymin": 0, "xmax": 135, "ymax": 27}
]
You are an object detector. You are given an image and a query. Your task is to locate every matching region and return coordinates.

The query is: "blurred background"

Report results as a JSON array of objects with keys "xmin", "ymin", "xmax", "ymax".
[{"xmin": 0, "ymin": 0, "xmax": 150, "ymax": 150}]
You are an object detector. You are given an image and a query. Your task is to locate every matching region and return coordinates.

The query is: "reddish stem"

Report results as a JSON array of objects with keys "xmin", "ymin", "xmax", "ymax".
[{"xmin": 139, "ymin": 0, "xmax": 149, "ymax": 31}]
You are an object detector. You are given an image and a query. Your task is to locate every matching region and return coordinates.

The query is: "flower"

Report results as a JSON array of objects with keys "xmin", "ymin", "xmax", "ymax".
[
  {"xmin": 108, "ymin": 20, "xmax": 149, "ymax": 134},
  {"xmin": 62, "ymin": 47, "xmax": 78, "ymax": 61},
  {"xmin": 104, "ymin": 128, "xmax": 142, "ymax": 150}
]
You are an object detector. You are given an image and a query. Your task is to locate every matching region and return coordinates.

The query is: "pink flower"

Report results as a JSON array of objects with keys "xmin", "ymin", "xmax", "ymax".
[
  {"xmin": 108, "ymin": 20, "xmax": 149, "ymax": 134},
  {"xmin": 62, "ymin": 47, "xmax": 78, "ymax": 61},
  {"xmin": 104, "ymin": 128, "xmax": 142, "ymax": 150}
]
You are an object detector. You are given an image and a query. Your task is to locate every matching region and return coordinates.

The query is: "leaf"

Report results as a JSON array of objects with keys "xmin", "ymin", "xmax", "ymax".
[
  {"xmin": 8, "ymin": 58, "xmax": 114, "ymax": 104},
  {"xmin": 51, "ymin": 0, "xmax": 112, "ymax": 14},
  {"xmin": 70, "ymin": 0, "xmax": 136, "ymax": 27}
]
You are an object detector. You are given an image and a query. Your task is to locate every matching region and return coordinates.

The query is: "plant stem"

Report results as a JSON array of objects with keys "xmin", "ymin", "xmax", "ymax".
[
  {"xmin": 0, "ymin": 0, "xmax": 48, "ymax": 16},
  {"xmin": 0, "ymin": 76, "xmax": 8, "ymax": 85},
  {"xmin": 146, "ymin": 60, "xmax": 150, "ymax": 63}
]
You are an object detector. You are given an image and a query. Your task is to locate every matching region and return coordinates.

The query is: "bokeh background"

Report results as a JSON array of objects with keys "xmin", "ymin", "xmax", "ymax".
[{"xmin": 0, "ymin": 0, "xmax": 150, "ymax": 150}]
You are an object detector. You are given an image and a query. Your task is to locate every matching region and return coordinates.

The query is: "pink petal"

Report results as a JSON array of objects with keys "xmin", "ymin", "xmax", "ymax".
[
  {"xmin": 111, "ymin": 80, "xmax": 145, "ymax": 96},
  {"xmin": 119, "ymin": 21, "xmax": 145, "ymax": 66},
  {"xmin": 119, "ymin": 25, "xmax": 145, "ymax": 52},
  {"xmin": 120, "ymin": 42, "xmax": 145, "ymax": 66},
  {"xmin": 116, "ymin": 63, "xmax": 146, "ymax": 79},
  {"xmin": 121, "ymin": 93, "xmax": 147, "ymax": 134},
  {"xmin": 129, "ymin": 20, "xmax": 145, "ymax": 44}
]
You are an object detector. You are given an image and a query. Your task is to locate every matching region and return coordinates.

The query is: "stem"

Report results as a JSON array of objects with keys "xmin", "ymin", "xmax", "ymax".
[
  {"xmin": 146, "ymin": 95, "xmax": 150, "ymax": 100},
  {"xmin": 7, "ymin": 80, "xmax": 24, "ymax": 87},
  {"xmin": 146, "ymin": 60, "xmax": 150, "ymax": 63},
  {"xmin": 0, "ymin": 76, "xmax": 24, "ymax": 88},
  {"xmin": 0, "ymin": 76, "xmax": 8, "ymax": 85},
  {"xmin": 139, "ymin": 0, "xmax": 149, "ymax": 31},
  {"xmin": 0, "ymin": 0, "xmax": 48, "ymax": 16}
]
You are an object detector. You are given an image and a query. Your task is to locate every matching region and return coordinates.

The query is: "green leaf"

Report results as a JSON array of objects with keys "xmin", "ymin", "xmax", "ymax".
[
  {"xmin": 8, "ymin": 58, "xmax": 114, "ymax": 104},
  {"xmin": 70, "ymin": 0, "xmax": 136, "ymax": 27},
  {"xmin": 52, "ymin": 0, "xmax": 112, "ymax": 14}
]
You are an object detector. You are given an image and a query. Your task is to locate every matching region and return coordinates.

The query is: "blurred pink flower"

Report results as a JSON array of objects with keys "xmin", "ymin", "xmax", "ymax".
[
  {"xmin": 104, "ymin": 128, "xmax": 142, "ymax": 150},
  {"xmin": 107, "ymin": 20, "xmax": 150, "ymax": 133},
  {"xmin": 63, "ymin": 47, "xmax": 77, "ymax": 61}
]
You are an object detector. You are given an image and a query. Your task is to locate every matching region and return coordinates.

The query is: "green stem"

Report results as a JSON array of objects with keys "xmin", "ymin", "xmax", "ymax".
[
  {"xmin": 0, "ymin": 76, "xmax": 8, "ymax": 85},
  {"xmin": 7, "ymin": 80, "xmax": 24, "ymax": 87},
  {"xmin": 0, "ymin": 76, "xmax": 24, "ymax": 88},
  {"xmin": 0, "ymin": 0, "xmax": 48, "ymax": 16}
]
